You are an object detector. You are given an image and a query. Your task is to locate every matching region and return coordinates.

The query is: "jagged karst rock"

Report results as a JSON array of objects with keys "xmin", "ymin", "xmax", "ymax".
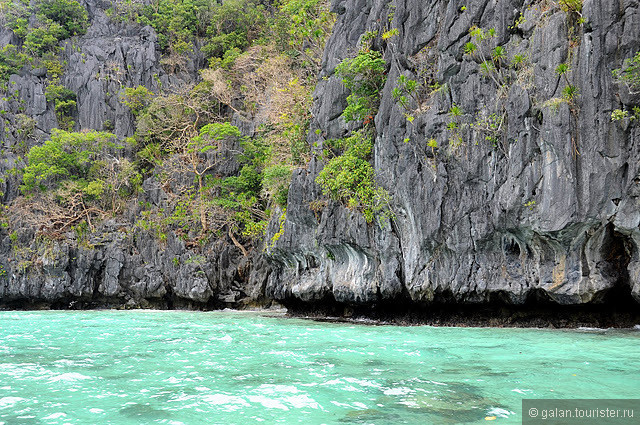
[
  {"xmin": 266, "ymin": 0, "xmax": 640, "ymax": 313},
  {"xmin": 0, "ymin": 0, "xmax": 266, "ymax": 310},
  {"xmin": 1, "ymin": 0, "xmax": 639, "ymax": 322}
]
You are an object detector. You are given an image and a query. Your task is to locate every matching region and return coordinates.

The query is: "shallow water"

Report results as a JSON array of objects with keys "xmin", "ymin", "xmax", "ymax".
[{"xmin": 0, "ymin": 310, "xmax": 638, "ymax": 424}]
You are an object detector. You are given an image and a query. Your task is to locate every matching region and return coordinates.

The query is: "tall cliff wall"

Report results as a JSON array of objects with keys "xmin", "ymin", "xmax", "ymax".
[
  {"xmin": 1, "ymin": 0, "xmax": 640, "ymax": 323},
  {"xmin": 266, "ymin": 0, "xmax": 640, "ymax": 315},
  {"xmin": 0, "ymin": 0, "xmax": 270, "ymax": 309}
]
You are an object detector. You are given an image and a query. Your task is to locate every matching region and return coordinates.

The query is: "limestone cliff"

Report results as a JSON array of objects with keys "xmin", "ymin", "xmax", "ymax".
[
  {"xmin": 266, "ymin": 0, "xmax": 640, "ymax": 314},
  {"xmin": 0, "ymin": 0, "xmax": 269, "ymax": 309},
  {"xmin": 1, "ymin": 0, "xmax": 640, "ymax": 323}
]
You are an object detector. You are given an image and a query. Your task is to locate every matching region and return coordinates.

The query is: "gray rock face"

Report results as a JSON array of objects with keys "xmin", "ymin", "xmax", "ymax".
[
  {"xmin": 267, "ymin": 0, "xmax": 640, "ymax": 309},
  {"xmin": 0, "ymin": 0, "xmax": 265, "ymax": 309},
  {"xmin": 0, "ymin": 217, "xmax": 270, "ymax": 308},
  {"xmin": 2, "ymin": 0, "xmax": 640, "ymax": 318}
]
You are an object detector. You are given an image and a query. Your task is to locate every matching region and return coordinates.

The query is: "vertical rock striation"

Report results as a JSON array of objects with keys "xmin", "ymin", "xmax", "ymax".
[{"xmin": 267, "ymin": 0, "xmax": 640, "ymax": 312}]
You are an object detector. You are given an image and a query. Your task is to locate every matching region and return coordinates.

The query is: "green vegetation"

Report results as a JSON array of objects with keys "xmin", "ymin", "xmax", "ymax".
[
  {"xmin": 335, "ymin": 49, "xmax": 387, "ymax": 123},
  {"xmin": 1, "ymin": 0, "xmax": 339, "ymax": 253},
  {"xmin": 278, "ymin": 0, "xmax": 334, "ymax": 72},
  {"xmin": 464, "ymin": 26, "xmax": 509, "ymax": 88},
  {"xmin": 36, "ymin": 0, "xmax": 88, "ymax": 39},
  {"xmin": 0, "ymin": 0, "xmax": 88, "ymax": 69},
  {"xmin": 392, "ymin": 75, "xmax": 418, "ymax": 122},
  {"xmin": 316, "ymin": 130, "xmax": 391, "ymax": 223},
  {"xmin": 613, "ymin": 51, "xmax": 640, "ymax": 93},
  {"xmin": 21, "ymin": 129, "xmax": 134, "ymax": 193},
  {"xmin": 611, "ymin": 106, "xmax": 640, "ymax": 123},
  {"xmin": 19, "ymin": 130, "xmax": 141, "ymax": 234},
  {"xmin": 542, "ymin": 62, "xmax": 579, "ymax": 111},
  {"xmin": 0, "ymin": 44, "xmax": 25, "ymax": 82},
  {"xmin": 45, "ymin": 81, "xmax": 76, "ymax": 130},
  {"xmin": 0, "ymin": 0, "xmax": 89, "ymax": 140},
  {"xmin": 472, "ymin": 112, "xmax": 504, "ymax": 148},
  {"xmin": 313, "ymin": 46, "xmax": 393, "ymax": 223},
  {"xmin": 610, "ymin": 51, "xmax": 640, "ymax": 127},
  {"xmin": 446, "ymin": 104, "xmax": 464, "ymax": 153},
  {"xmin": 121, "ymin": 86, "xmax": 154, "ymax": 116},
  {"xmin": 557, "ymin": 0, "xmax": 582, "ymax": 14}
]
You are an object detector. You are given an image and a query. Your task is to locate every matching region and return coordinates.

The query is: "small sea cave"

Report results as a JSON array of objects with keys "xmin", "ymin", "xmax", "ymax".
[{"xmin": 596, "ymin": 224, "xmax": 634, "ymax": 308}]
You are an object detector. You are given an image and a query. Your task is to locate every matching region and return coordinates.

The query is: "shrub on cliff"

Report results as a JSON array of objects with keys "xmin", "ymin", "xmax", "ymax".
[
  {"xmin": 18, "ymin": 130, "xmax": 141, "ymax": 235},
  {"xmin": 335, "ymin": 49, "xmax": 387, "ymax": 123},
  {"xmin": 36, "ymin": 0, "xmax": 88, "ymax": 38},
  {"xmin": 316, "ymin": 130, "xmax": 391, "ymax": 223},
  {"xmin": 613, "ymin": 51, "xmax": 640, "ymax": 94},
  {"xmin": 21, "ymin": 130, "xmax": 132, "ymax": 193}
]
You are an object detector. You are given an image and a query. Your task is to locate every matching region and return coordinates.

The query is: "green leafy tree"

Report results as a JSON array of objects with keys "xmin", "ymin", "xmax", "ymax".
[
  {"xmin": 21, "ymin": 129, "xmax": 120, "ymax": 193},
  {"xmin": 201, "ymin": 0, "xmax": 266, "ymax": 60},
  {"xmin": 36, "ymin": 0, "xmax": 89, "ymax": 38},
  {"xmin": 20, "ymin": 130, "xmax": 140, "ymax": 234},
  {"xmin": 277, "ymin": 0, "xmax": 335, "ymax": 72},
  {"xmin": 613, "ymin": 51, "xmax": 640, "ymax": 93},
  {"xmin": 335, "ymin": 49, "xmax": 387, "ymax": 123},
  {"xmin": 45, "ymin": 81, "xmax": 77, "ymax": 130},
  {"xmin": 121, "ymin": 85, "xmax": 155, "ymax": 116},
  {"xmin": 0, "ymin": 44, "xmax": 26, "ymax": 82},
  {"xmin": 316, "ymin": 130, "xmax": 391, "ymax": 223}
]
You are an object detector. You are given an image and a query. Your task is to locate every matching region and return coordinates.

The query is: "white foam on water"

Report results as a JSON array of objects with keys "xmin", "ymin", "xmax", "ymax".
[
  {"xmin": 634, "ymin": 324, "xmax": 640, "ymax": 330},
  {"xmin": 511, "ymin": 388, "xmax": 532, "ymax": 394},
  {"xmin": 398, "ymin": 400, "xmax": 420, "ymax": 408},
  {"xmin": 202, "ymin": 394, "xmax": 250, "ymax": 407},
  {"xmin": 486, "ymin": 407, "xmax": 515, "ymax": 418},
  {"xmin": 89, "ymin": 408, "xmax": 104, "ymax": 413},
  {"xmin": 343, "ymin": 377, "xmax": 381, "ymax": 389},
  {"xmin": 284, "ymin": 394, "xmax": 320, "ymax": 409},
  {"xmin": 255, "ymin": 384, "xmax": 300, "ymax": 394},
  {"xmin": 383, "ymin": 387, "xmax": 413, "ymax": 396},
  {"xmin": 329, "ymin": 401, "xmax": 351, "ymax": 408},
  {"xmin": 247, "ymin": 395, "xmax": 289, "ymax": 410},
  {"xmin": 49, "ymin": 372, "xmax": 92, "ymax": 382},
  {"xmin": 0, "ymin": 397, "xmax": 24, "ymax": 409},
  {"xmin": 42, "ymin": 412, "xmax": 66, "ymax": 420}
]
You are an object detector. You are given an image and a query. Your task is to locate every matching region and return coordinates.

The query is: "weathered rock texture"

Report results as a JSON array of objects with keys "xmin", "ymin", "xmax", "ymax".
[
  {"xmin": 267, "ymin": 0, "xmax": 640, "ymax": 314},
  {"xmin": 0, "ymin": 218, "xmax": 270, "ymax": 309},
  {"xmin": 2, "ymin": 0, "xmax": 640, "ymax": 322},
  {"xmin": 0, "ymin": 0, "xmax": 268, "ymax": 309}
]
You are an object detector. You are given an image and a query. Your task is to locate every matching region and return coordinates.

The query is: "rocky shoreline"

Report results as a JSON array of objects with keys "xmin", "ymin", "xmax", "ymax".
[
  {"xmin": 2, "ymin": 0, "xmax": 640, "ymax": 319},
  {"xmin": 2, "ymin": 299, "xmax": 639, "ymax": 329}
]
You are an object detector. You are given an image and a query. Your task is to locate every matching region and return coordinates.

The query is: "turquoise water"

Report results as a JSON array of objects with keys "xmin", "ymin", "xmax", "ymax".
[{"xmin": 0, "ymin": 311, "xmax": 638, "ymax": 425}]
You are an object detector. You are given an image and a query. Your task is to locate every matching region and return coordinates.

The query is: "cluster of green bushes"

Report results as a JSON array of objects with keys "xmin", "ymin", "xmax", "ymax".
[
  {"xmin": 5, "ymin": 0, "xmax": 339, "ymax": 248},
  {"xmin": 0, "ymin": 0, "xmax": 88, "ymax": 70},
  {"xmin": 105, "ymin": 0, "xmax": 333, "ymax": 71},
  {"xmin": 313, "ymin": 46, "xmax": 393, "ymax": 223},
  {"xmin": 0, "ymin": 0, "xmax": 87, "ymax": 131},
  {"xmin": 45, "ymin": 81, "xmax": 76, "ymax": 130},
  {"xmin": 335, "ymin": 49, "xmax": 387, "ymax": 123},
  {"xmin": 112, "ymin": 0, "xmax": 335, "ymax": 243},
  {"xmin": 19, "ymin": 130, "xmax": 141, "ymax": 234},
  {"xmin": 612, "ymin": 51, "xmax": 640, "ymax": 125},
  {"xmin": 316, "ymin": 130, "xmax": 391, "ymax": 223}
]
